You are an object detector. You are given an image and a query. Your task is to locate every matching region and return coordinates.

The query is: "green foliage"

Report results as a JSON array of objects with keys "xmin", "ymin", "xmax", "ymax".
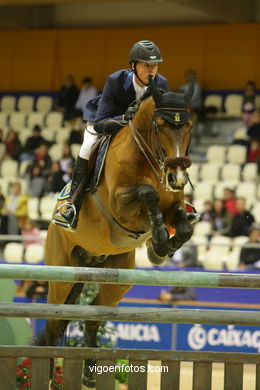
[
  {"xmin": 64, "ymin": 283, "xmax": 129, "ymax": 384},
  {"xmin": 115, "ymin": 360, "xmax": 129, "ymax": 384}
]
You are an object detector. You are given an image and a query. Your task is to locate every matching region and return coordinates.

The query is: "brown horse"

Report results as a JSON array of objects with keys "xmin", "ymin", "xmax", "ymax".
[{"xmin": 36, "ymin": 76, "xmax": 194, "ymax": 385}]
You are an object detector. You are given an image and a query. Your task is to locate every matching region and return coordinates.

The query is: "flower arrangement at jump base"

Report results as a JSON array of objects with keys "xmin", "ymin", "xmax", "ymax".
[{"xmin": 16, "ymin": 357, "xmax": 63, "ymax": 390}]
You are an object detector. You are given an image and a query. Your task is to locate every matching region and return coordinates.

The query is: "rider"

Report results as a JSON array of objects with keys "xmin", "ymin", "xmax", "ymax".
[
  {"xmin": 53, "ymin": 40, "xmax": 168, "ymax": 231},
  {"xmin": 53, "ymin": 40, "xmax": 199, "ymax": 231}
]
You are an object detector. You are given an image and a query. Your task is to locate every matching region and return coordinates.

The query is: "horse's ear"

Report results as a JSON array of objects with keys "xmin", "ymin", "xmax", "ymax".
[
  {"xmin": 148, "ymin": 75, "xmax": 163, "ymax": 106},
  {"xmin": 184, "ymin": 76, "xmax": 195, "ymax": 104}
]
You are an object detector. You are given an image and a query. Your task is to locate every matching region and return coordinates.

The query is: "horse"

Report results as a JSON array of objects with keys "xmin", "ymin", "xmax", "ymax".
[{"xmin": 35, "ymin": 76, "xmax": 194, "ymax": 386}]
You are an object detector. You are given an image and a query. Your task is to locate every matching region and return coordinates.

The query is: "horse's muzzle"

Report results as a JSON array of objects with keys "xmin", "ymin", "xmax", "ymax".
[
  {"xmin": 164, "ymin": 156, "xmax": 191, "ymax": 192},
  {"xmin": 166, "ymin": 169, "xmax": 189, "ymax": 192}
]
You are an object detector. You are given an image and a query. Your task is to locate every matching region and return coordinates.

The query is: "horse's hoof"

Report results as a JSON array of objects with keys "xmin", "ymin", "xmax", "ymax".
[{"xmin": 147, "ymin": 244, "xmax": 168, "ymax": 265}]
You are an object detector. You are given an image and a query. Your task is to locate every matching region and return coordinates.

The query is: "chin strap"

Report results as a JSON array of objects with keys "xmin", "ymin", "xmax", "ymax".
[{"xmin": 133, "ymin": 63, "xmax": 149, "ymax": 87}]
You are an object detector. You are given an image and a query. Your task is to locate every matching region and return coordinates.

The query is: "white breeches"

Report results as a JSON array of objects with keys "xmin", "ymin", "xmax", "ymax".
[{"xmin": 79, "ymin": 124, "xmax": 99, "ymax": 160}]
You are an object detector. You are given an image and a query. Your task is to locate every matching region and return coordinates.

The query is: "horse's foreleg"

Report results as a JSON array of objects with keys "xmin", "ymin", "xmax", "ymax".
[
  {"xmin": 166, "ymin": 202, "xmax": 193, "ymax": 256},
  {"xmin": 137, "ymin": 185, "xmax": 170, "ymax": 264},
  {"xmin": 114, "ymin": 184, "xmax": 169, "ymax": 265}
]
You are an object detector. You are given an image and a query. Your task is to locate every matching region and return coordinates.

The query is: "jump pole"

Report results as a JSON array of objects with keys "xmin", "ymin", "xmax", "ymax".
[
  {"xmin": 0, "ymin": 303, "xmax": 260, "ymax": 326},
  {"xmin": 0, "ymin": 264, "xmax": 260, "ymax": 288}
]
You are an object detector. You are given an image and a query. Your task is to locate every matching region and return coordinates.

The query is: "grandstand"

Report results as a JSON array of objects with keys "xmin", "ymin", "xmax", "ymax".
[
  {"xmin": 0, "ymin": 90, "xmax": 259, "ymax": 272},
  {"xmin": 0, "ymin": 2, "xmax": 260, "ymax": 277}
]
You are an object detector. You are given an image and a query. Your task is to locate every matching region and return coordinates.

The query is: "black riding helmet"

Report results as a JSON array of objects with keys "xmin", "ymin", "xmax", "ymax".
[
  {"xmin": 129, "ymin": 40, "xmax": 163, "ymax": 86},
  {"xmin": 129, "ymin": 40, "xmax": 163, "ymax": 64}
]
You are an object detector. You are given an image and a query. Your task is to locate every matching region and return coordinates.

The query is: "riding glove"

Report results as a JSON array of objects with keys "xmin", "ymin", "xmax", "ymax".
[{"xmin": 123, "ymin": 106, "xmax": 137, "ymax": 122}]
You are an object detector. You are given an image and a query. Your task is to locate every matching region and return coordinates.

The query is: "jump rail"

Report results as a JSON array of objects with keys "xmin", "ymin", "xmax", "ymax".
[
  {"xmin": 0, "ymin": 303, "xmax": 260, "ymax": 326},
  {"xmin": 1, "ymin": 264, "xmax": 260, "ymax": 389},
  {"xmin": 1, "ymin": 263, "xmax": 260, "ymax": 288}
]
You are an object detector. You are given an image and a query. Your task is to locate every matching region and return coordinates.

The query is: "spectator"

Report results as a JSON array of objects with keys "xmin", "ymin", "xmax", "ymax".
[
  {"xmin": 223, "ymin": 188, "xmax": 237, "ymax": 216},
  {"xmin": 247, "ymin": 109, "xmax": 260, "ymax": 142},
  {"xmin": 60, "ymin": 143, "xmax": 75, "ymax": 173},
  {"xmin": 4, "ymin": 130, "xmax": 22, "ymax": 160},
  {"xmin": 75, "ymin": 77, "xmax": 98, "ymax": 112},
  {"xmin": 246, "ymin": 109, "xmax": 260, "ymax": 164},
  {"xmin": 159, "ymin": 286, "xmax": 196, "ymax": 303},
  {"xmin": 0, "ymin": 186, "xmax": 6, "ymax": 212},
  {"xmin": 21, "ymin": 218, "xmax": 41, "ymax": 248},
  {"xmin": 24, "ymin": 125, "xmax": 46, "ymax": 155},
  {"xmin": 56, "ymin": 75, "xmax": 79, "ymax": 121},
  {"xmin": 247, "ymin": 139, "xmax": 260, "ymax": 162},
  {"xmin": 0, "ymin": 129, "xmax": 6, "ymax": 160},
  {"xmin": 62, "ymin": 165, "xmax": 73, "ymax": 185},
  {"xmin": 211, "ymin": 199, "xmax": 232, "ymax": 236},
  {"xmin": 178, "ymin": 70, "xmax": 202, "ymax": 112},
  {"xmin": 34, "ymin": 143, "xmax": 52, "ymax": 171},
  {"xmin": 229, "ymin": 198, "xmax": 255, "ymax": 237},
  {"xmin": 200, "ymin": 201, "xmax": 213, "ymax": 222},
  {"xmin": 6, "ymin": 182, "xmax": 28, "ymax": 233},
  {"xmin": 238, "ymin": 225, "xmax": 260, "ymax": 269},
  {"xmin": 25, "ymin": 164, "xmax": 46, "ymax": 198},
  {"xmin": 167, "ymin": 240, "xmax": 198, "ymax": 268},
  {"xmin": 46, "ymin": 161, "xmax": 67, "ymax": 193},
  {"xmin": 0, "ymin": 129, "xmax": 4, "ymax": 143},
  {"xmin": 25, "ymin": 280, "xmax": 48, "ymax": 300},
  {"xmin": 242, "ymin": 81, "xmax": 256, "ymax": 127},
  {"xmin": 0, "ymin": 187, "xmax": 8, "ymax": 237}
]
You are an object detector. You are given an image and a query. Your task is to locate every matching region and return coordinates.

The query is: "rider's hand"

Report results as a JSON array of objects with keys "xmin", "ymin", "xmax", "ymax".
[{"xmin": 123, "ymin": 106, "xmax": 137, "ymax": 122}]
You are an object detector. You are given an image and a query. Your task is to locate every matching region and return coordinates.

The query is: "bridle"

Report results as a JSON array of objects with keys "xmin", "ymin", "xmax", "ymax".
[{"xmin": 128, "ymin": 106, "xmax": 192, "ymax": 189}]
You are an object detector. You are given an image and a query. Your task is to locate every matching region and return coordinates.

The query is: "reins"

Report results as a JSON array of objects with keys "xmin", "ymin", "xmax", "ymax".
[
  {"xmin": 129, "ymin": 119, "xmax": 163, "ymax": 182},
  {"xmin": 128, "ymin": 105, "xmax": 191, "ymax": 186}
]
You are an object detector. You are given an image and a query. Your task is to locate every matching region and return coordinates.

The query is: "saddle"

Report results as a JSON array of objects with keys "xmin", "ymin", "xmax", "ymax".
[{"xmin": 58, "ymin": 135, "xmax": 111, "ymax": 202}]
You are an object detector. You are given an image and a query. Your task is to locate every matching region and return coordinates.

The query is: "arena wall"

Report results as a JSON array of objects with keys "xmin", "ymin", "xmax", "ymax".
[{"xmin": 1, "ymin": 23, "xmax": 260, "ymax": 91}]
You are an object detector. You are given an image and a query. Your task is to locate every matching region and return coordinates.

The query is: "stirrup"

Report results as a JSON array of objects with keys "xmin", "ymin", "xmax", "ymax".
[{"xmin": 52, "ymin": 202, "xmax": 77, "ymax": 232}]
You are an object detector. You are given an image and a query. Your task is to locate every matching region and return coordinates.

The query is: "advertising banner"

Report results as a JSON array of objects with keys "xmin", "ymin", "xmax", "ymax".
[{"xmin": 175, "ymin": 305, "xmax": 260, "ymax": 353}]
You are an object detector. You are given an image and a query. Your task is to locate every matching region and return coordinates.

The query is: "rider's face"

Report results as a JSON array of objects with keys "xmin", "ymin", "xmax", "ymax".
[{"xmin": 133, "ymin": 62, "xmax": 158, "ymax": 86}]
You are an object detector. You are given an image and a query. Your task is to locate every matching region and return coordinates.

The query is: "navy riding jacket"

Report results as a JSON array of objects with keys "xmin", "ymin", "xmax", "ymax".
[{"xmin": 83, "ymin": 69, "xmax": 168, "ymax": 133}]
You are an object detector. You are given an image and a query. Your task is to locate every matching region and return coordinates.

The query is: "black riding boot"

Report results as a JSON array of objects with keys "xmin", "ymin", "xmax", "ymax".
[{"xmin": 52, "ymin": 156, "xmax": 88, "ymax": 232}]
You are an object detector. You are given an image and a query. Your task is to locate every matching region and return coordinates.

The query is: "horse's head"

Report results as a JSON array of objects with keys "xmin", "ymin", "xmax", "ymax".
[{"xmin": 148, "ymin": 75, "xmax": 194, "ymax": 192}]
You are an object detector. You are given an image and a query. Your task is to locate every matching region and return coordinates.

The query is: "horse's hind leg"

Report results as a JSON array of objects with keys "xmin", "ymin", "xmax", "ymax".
[
  {"xmin": 83, "ymin": 250, "xmax": 135, "ymax": 387},
  {"xmin": 33, "ymin": 223, "xmax": 80, "ymax": 347},
  {"xmin": 46, "ymin": 282, "xmax": 84, "ymax": 345},
  {"xmin": 32, "ymin": 281, "xmax": 84, "ymax": 346}
]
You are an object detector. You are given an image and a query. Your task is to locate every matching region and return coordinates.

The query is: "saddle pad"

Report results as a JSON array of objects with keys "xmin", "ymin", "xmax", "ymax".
[
  {"xmin": 89, "ymin": 135, "xmax": 111, "ymax": 191},
  {"xmin": 57, "ymin": 136, "xmax": 111, "ymax": 201},
  {"xmin": 58, "ymin": 181, "xmax": 71, "ymax": 201}
]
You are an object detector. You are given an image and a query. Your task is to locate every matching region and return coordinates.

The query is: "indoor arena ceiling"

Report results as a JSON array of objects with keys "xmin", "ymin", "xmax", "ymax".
[{"xmin": 0, "ymin": 0, "xmax": 259, "ymax": 29}]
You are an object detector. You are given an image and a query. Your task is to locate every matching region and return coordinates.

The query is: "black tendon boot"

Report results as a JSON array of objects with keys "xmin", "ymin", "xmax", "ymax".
[{"xmin": 52, "ymin": 156, "xmax": 88, "ymax": 232}]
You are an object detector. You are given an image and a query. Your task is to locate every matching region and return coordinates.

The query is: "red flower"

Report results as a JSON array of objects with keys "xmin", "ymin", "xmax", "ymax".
[
  {"xmin": 22, "ymin": 358, "xmax": 31, "ymax": 367},
  {"xmin": 16, "ymin": 368, "xmax": 24, "ymax": 376},
  {"xmin": 55, "ymin": 375, "xmax": 62, "ymax": 385}
]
